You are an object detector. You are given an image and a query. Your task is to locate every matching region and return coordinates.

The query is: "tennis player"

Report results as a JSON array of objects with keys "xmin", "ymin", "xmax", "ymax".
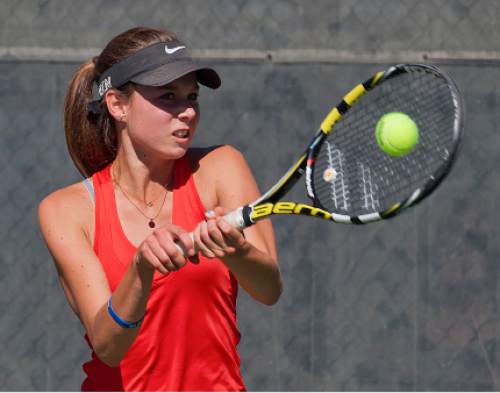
[{"xmin": 38, "ymin": 26, "xmax": 281, "ymax": 391}]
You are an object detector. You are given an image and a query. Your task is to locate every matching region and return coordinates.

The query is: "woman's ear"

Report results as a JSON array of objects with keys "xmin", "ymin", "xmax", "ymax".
[{"xmin": 105, "ymin": 89, "xmax": 129, "ymax": 123}]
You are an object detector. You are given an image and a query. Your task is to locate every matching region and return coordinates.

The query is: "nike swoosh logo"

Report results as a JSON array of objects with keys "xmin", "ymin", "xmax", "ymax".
[{"xmin": 165, "ymin": 45, "xmax": 186, "ymax": 54}]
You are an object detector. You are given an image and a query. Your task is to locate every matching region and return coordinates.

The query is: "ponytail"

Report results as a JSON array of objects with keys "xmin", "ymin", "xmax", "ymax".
[
  {"xmin": 64, "ymin": 58, "xmax": 117, "ymax": 177},
  {"xmin": 63, "ymin": 26, "xmax": 178, "ymax": 177}
]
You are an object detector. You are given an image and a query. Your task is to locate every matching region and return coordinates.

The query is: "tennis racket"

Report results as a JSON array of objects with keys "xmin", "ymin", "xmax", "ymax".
[{"xmin": 178, "ymin": 63, "xmax": 464, "ymax": 253}]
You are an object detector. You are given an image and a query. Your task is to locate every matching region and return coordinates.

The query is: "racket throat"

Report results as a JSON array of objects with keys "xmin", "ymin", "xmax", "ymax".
[{"xmin": 241, "ymin": 206, "xmax": 254, "ymax": 228}]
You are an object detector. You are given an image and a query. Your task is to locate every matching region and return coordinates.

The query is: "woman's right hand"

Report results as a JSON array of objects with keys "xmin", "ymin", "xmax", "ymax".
[{"xmin": 134, "ymin": 224, "xmax": 196, "ymax": 275}]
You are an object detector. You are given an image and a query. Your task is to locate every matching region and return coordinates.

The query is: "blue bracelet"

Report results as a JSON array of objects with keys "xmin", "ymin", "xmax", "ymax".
[{"xmin": 107, "ymin": 297, "xmax": 144, "ymax": 329}]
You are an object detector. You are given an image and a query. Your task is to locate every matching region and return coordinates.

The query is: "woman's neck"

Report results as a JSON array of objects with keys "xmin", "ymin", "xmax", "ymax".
[{"xmin": 111, "ymin": 151, "xmax": 175, "ymax": 204}]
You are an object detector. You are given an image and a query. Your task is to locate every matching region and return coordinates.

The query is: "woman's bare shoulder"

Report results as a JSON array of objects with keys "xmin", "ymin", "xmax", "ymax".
[
  {"xmin": 38, "ymin": 180, "xmax": 94, "ymax": 234},
  {"xmin": 40, "ymin": 180, "xmax": 92, "ymax": 210},
  {"xmin": 188, "ymin": 145, "xmax": 245, "ymax": 170},
  {"xmin": 187, "ymin": 145, "xmax": 250, "ymax": 209}
]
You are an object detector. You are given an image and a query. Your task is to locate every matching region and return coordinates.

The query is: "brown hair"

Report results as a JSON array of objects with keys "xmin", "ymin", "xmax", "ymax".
[{"xmin": 64, "ymin": 27, "xmax": 178, "ymax": 177}]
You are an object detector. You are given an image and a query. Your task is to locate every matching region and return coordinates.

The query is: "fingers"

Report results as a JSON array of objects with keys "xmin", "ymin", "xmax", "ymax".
[
  {"xmin": 136, "ymin": 208, "xmax": 248, "ymax": 275},
  {"xmin": 136, "ymin": 224, "xmax": 195, "ymax": 274},
  {"xmin": 153, "ymin": 230, "xmax": 189, "ymax": 269},
  {"xmin": 139, "ymin": 247, "xmax": 171, "ymax": 275},
  {"xmin": 193, "ymin": 209, "xmax": 247, "ymax": 259},
  {"xmin": 137, "ymin": 248, "xmax": 169, "ymax": 275},
  {"xmin": 171, "ymin": 230, "xmax": 196, "ymax": 258},
  {"xmin": 192, "ymin": 221, "xmax": 218, "ymax": 259},
  {"xmin": 216, "ymin": 217, "xmax": 249, "ymax": 252},
  {"xmin": 176, "ymin": 231, "xmax": 200, "ymax": 264}
]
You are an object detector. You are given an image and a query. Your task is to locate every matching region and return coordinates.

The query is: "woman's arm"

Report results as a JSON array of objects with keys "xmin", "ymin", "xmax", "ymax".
[
  {"xmin": 192, "ymin": 145, "xmax": 282, "ymax": 305},
  {"xmin": 38, "ymin": 184, "xmax": 194, "ymax": 366}
]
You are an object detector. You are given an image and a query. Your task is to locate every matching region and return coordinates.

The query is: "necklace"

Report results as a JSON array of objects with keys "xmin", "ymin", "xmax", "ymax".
[
  {"xmin": 112, "ymin": 167, "xmax": 170, "ymax": 228},
  {"xmin": 142, "ymin": 183, "xmax": 167, "ymax": 207}
]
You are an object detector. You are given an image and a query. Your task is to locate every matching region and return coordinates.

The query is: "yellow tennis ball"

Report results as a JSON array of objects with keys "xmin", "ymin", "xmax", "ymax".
[{"xmin": 375, "ymin": 112, "xmax": 420, "ymax": 157}]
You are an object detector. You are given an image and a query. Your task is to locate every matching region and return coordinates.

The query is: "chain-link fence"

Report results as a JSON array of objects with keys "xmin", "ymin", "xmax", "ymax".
[
  {"xmin": 1, "ymin": 0, "xmax": 499, "ymax": 391},
  {"xmin": 2, "ymin": 0, "xmax": 500, "ymax": 52}
]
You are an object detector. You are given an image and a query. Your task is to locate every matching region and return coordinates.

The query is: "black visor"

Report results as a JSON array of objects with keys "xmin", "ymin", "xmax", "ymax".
[{"xmin": 87, "ymin": 41, "xmax": 221, "ymax": 113}]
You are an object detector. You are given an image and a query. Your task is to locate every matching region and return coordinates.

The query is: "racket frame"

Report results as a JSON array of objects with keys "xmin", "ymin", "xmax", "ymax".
[{"xmin": 226, "ymin": 64, "xmax": 464, "ymax": 229}]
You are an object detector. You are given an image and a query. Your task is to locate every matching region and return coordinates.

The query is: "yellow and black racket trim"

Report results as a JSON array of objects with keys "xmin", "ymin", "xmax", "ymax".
[
  {"xmin": 231, "ymin": 64, "xmax": 463, "ymax": 229},
  {"xmin": 240, "ymin": 67, "xmax": 400, "ymax": 225}
]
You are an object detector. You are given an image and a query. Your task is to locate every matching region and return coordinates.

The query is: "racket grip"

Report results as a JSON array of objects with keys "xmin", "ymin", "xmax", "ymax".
[
  {"xmin": 221, "ymin": 207, "xmax": 246, "ymax": 230},
  {"xmin": 174, "ymin": 207, "xmax": 246, "ymax": 257}
]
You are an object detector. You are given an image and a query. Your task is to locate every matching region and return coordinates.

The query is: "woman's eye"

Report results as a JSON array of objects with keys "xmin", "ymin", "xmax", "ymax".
[
  {"xmin": 160, "ymin": 92, "xmax": 175, "ymax": 100},
  {"xmin": 158, "ymin": 92, "xmax": 198, "ymax": 102}
]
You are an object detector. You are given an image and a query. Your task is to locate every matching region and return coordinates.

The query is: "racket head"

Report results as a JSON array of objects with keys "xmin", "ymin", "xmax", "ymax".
[{"xmin": 307, "ymin": 64, "xmax": 464, "ymax": 223}]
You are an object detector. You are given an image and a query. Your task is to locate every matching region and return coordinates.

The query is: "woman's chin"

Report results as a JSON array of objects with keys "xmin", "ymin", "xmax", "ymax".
[{"xmin": 160, "ymin": 144, "xmax": 190, "ymax": 160}]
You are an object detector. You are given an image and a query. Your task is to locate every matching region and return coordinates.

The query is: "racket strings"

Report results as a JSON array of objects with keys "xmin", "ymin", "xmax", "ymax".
[{"xmin": 312, "ymin": 68, "xmax": 458, "ymax": 216}]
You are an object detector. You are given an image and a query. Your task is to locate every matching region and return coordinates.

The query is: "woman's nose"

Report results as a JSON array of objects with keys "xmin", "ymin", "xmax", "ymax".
[{"xmin": 178, "ymin": 105, "xmax": 198, "ymax": 122}]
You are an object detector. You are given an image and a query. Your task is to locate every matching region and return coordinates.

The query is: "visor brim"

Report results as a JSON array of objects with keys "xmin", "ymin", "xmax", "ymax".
[{"xmin": 130, "ymin": 61, "xmax": 221, "ymax": 89}]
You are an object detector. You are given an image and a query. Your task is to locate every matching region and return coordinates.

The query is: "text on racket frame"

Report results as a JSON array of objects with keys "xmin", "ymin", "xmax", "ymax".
[{"xmin": 250, "ymin": 202, "xmax": 332, "ymax": 220}]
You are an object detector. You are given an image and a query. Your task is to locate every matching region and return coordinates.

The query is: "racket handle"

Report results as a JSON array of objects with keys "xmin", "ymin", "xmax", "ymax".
[
  {"xmin": 174, "ymin": 207, "xmax": 246, "ymax": 257},
  {"xmin": 221, "ymin": 207, "xmax": 246, "ymax": 230}
]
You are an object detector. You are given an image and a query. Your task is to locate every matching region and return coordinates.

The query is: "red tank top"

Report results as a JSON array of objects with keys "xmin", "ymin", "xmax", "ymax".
[{"xmin": 81, "ymin": 156, "xmax": 245, "ymax": 391}]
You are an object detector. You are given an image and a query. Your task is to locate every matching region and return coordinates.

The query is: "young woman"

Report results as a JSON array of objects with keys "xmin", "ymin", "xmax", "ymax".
[{"xmin": 38, "ymin": 26, "xmax": 281, "ymax": 391}]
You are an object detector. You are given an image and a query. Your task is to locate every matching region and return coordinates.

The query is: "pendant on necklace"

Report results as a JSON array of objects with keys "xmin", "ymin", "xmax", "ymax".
[
  {"xmin": 146, "ymin": 202, "xmax": 153, "ymax": 207},
  {"xmin": 148, "ymin": 220, "xmax": 156, "ymax": 228}
]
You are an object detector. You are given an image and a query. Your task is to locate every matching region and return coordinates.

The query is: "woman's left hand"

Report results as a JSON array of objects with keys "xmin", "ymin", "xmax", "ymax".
[{"xmin": 192, "ymin": 207, "xmax": 250, "ymax": 260}]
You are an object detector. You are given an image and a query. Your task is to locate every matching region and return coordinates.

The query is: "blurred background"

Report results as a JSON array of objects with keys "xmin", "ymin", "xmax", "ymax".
[{"xmin": 1, "ymin": 0, "xmax": 499, "ymax": 390}]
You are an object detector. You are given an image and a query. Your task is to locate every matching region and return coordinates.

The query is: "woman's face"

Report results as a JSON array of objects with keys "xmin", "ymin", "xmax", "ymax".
[{"xmin": 123, "ymin": 72, "xmax": 200, "ymax": 160}]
